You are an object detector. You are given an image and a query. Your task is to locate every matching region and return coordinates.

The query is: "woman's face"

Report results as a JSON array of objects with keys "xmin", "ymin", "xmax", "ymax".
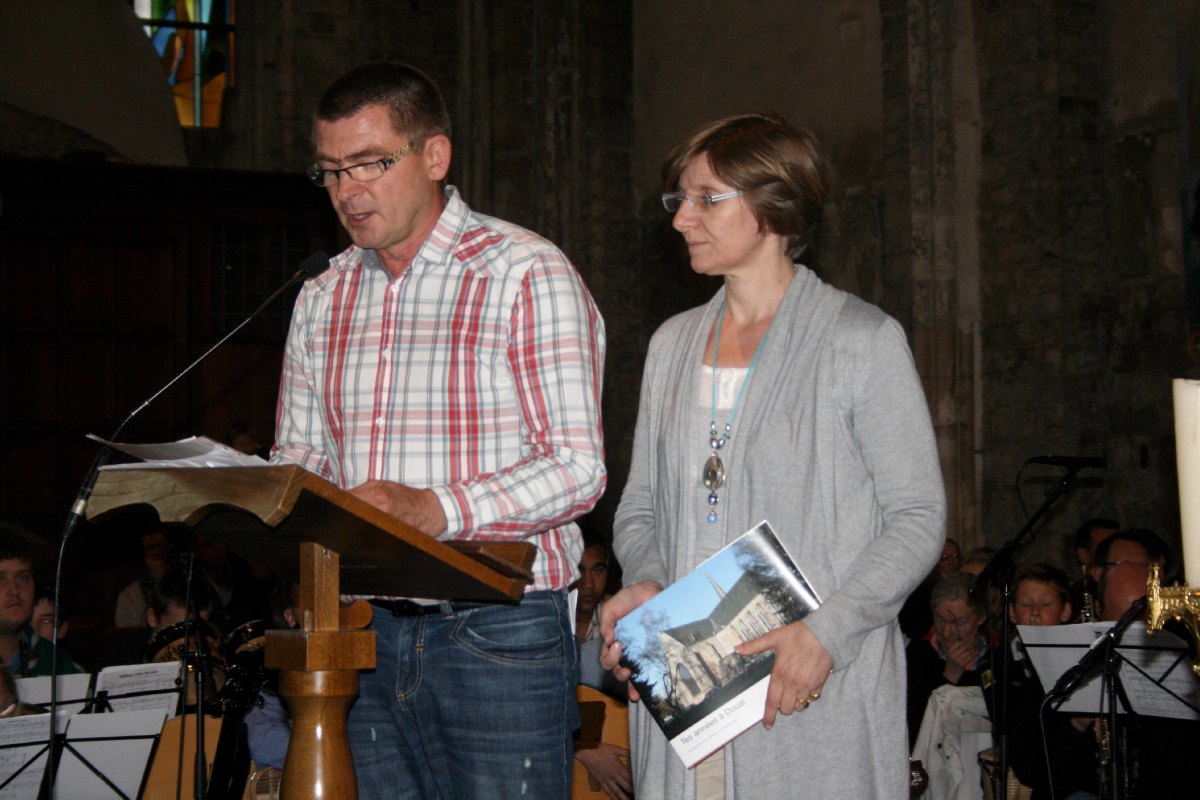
[
  {"xmin": 932, "ymin": 598, "xmax": 983, "ymax": 644},
  {"xmin": 670, "ymin": 154, "xmax": 783, "ymax": 277}
]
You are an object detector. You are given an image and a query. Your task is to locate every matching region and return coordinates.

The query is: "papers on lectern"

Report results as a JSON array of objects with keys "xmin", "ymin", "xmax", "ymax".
[{"xmin": 87, "ymin": 434, "xmax": 269, "ymax": 469}]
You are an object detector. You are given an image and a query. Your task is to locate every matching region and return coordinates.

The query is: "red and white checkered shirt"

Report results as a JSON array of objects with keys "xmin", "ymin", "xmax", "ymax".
[{"xmin": 272, "ymin": 187, "xmax": 606, "ymax": 591}]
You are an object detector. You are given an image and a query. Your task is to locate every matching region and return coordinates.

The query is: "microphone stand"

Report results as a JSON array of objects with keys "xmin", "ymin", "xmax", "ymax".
[
  {"xmin": 44, "ymin": 253, "xmax": 326, "ymax": 798},
  {"xmin": 971, "ymin": 466, "xmax": 1084, "ymax": 800}
]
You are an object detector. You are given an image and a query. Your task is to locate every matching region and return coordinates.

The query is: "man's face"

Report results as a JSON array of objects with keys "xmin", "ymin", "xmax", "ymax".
[
  {"xmin": 313, "ymin": 104, "xmax": 450, "ymax": 264},
  {"xmin": 576, "ymin": 546, "xmax": 609, "ymax": 616},
  {"xmin": 0, "ymin": 559, "xmax": 35, "ymax": 634},
  {"xmin": 1090, "ymin": 539, "xmax": 1150, "ymax": 583},
  {"xmin": 1009, "ymin": 580, "xmax": 1071, "ymax": 626}
]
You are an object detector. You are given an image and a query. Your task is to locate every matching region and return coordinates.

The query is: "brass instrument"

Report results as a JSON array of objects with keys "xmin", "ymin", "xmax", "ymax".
[
  {"xmin": 1080, "ymin": 564, "xmax": 1095, "ymax": 623},
  {"xmin": 1095, "ymin": 715, "xmax": 1111, "ymax": 799}
]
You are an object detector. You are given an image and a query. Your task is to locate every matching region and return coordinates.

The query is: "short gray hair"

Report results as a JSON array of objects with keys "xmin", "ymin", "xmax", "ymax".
[{"xmin": 929, "ymin": 571, "xmax": 986, "ymax": 616}]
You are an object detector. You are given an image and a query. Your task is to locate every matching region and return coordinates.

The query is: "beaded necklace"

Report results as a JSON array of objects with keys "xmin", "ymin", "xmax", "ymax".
[{"xmin": 702, "ymin": 301, "xmax": 769, "ymax": 523}]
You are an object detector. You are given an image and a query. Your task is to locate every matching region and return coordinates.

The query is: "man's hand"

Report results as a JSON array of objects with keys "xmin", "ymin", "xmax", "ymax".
[
  {"xmin": 574, "ymin": 743, "xmax": 633, "ymax": 800},
  {"xmin": 350, "ymin": 480, "xmax": 448, "ymax": 536},
  {"xmin": 598, "ymin": 579, "xmax": 663, "ymax": 702},
  {"xmin": 735, "ymin": 620, "xmax": 833, "ymax": 729}
]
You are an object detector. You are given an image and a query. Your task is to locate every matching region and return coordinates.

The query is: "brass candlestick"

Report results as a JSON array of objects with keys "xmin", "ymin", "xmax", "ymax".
[{"xmin": 1145, "ymin": 563, "xmax": 1200, "ymax": 677}]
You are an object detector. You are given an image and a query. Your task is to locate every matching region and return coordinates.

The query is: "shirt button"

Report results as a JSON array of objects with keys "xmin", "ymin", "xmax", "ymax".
[{"xmin": 376, "ymin": 417, "xmax": 386, "ymax": 426}]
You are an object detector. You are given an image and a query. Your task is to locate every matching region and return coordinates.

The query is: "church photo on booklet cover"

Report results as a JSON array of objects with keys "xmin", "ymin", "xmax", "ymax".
[{"xmin": 614, "ymin": 520, "xmax": 821, "ymax": 766}]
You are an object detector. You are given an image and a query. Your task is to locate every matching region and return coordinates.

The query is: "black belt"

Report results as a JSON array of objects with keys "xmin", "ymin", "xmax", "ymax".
[{"xmin": 370, "ymin": 599, "xmax": 495, "ymax": 617}]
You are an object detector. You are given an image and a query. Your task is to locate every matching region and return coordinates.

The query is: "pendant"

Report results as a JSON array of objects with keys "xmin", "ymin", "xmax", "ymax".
[{"xmin": 702, "ymin": 454, "xmax": 725, "ymax": 490}]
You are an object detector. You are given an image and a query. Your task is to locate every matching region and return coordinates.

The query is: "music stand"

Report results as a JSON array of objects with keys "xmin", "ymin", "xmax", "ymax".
[
  {"xmin": 86, "ymin": 465, "xmax": 537, "ymax": 800},
  {"xmin": 1022, "ymin": 622, "xmax": 1200, "ymax": 799}
]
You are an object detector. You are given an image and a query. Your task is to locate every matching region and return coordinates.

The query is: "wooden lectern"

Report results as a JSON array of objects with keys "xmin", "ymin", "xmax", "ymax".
[{"xmin": 86, "ymin": 465, "xmax": 536, "ymax": 800}]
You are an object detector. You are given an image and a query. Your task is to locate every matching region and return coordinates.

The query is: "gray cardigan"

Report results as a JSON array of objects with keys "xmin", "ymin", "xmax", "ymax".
[{"xmin": 614, "ymin": 265, "xmax": 946, "ymax": 798}]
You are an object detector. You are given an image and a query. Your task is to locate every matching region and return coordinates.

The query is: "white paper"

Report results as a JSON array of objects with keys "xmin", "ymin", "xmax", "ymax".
[
  {"xmin": 55, "ymin": 711, "xmax": 164, "ymax": 800},
  {"xmin": 0, "ymin": 712, "xmax": 67, "ymax": 800},
  {"xmin": 14, "ymin": 674, "xmax": 92, "ymax": 716},
  {"xmin": 1019, "ymin": 622, "xmax": 1200, "ymax": 719},
  {"xmin": 93, "ymin": 662, "xmax": 183, "ymax": 720},
  {"xmin": 88, "ymin": 434, "xmax": 269, "ymax": 470}
]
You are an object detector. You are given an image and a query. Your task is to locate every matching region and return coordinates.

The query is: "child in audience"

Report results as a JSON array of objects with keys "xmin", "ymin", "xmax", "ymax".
[{"xmin": 988, "ymin": 563, "xmax": 1095, "ymax": 799}]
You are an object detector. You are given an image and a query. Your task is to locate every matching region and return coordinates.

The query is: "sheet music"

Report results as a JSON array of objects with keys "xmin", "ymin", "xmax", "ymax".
[
  {"xmin": 14, "ymin": 674, "xmax": 92, "ymax": 716},
  {"xmin": 93, "ymin": 662, "xmax": 182, "ymax": 719},
  {"xmin": 56, "ymin": 710, "xmax": 164, "ymax": 800},
  {"xmin": 1020, "ymin": 622, "xmax": 1200, "ymax": 719},
  {"xmin": 0, "ymin": 712, "xmax": 68, "ymax": 800}
]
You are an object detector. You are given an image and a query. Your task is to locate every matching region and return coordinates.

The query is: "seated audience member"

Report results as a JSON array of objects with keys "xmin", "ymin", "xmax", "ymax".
[
  {"xmin": 906, "ymin": 571, "xmax": 989, "ymax": 747},
  {"xmin": 28, "ymin": 591, "xmax": 83, "ymax": 673},
  {"xmin": 959, "ymin": 547, "xmax": 994, "ymax": 577},
  {"xmin": 1091, "ymin": 554, "xmax": 1200, "ymax": 797},
  {"xmin": 191, "ymin": 532, "xmax": 273, "ymax": 635},
  {"xmin": 986, "ymin": 563, "xmax": 1095, "ymax": 799},
  {"xmin": 574, "ymin": 534, "xmax": 614, "ymax": 679},
  {"xmin": 236, "ymin": 581, "xmax": 300, "ymax": 775},
  {"xmin": 1067, "ymin": 517, "xmax": 1119, "ymax": 621},
  {"xmin": 571, "ymin": 535, "xmax": 632, "ymax": 800},
  {"xmin": 0, "ymin": 533, "xmax": 81, "ymax": 678},
  {"xmin": 961, "ymin": 547, "xmax": 1003, "ymax": 644},
  {"xmin": 900, "ymin": 538, "xmax": 962, "ymax": 641},
  {"xmin": 113, "ymin": 526, "xmax": 171, "ymax": 628},
  {"xmin": 1090, "ymin": 527, "xmax": 1173, "ymax": 587},
  {"xmin": 98, "ymin": 567, "xmax": 217, "ymax": 669}
]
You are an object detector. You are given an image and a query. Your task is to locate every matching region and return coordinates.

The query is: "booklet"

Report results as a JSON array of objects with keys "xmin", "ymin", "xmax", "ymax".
[{"xmin": 614, "ymin": 520, "xmax": 821, "ymax": 767}]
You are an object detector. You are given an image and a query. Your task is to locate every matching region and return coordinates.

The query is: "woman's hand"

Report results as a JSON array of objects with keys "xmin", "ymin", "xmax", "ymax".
[
  {"xmin": 598, "ymin": 580, "xmax": 663, "ymax": 702},
  {"xmin": 941, "ymin": 639, "xmax": 980, "ymax": 684},
  {"xmin": 736, "ymin": 620, "xmax": 833, "ymax": 729}
]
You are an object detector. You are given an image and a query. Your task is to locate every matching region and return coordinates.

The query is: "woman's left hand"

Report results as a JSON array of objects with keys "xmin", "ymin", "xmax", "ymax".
[{"xmin": 736, "ymin": 620, "xmax": 833, "ymax": 729}]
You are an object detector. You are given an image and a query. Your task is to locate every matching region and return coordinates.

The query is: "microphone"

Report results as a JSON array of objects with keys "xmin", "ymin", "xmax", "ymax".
[
  {"xmin": 45, "ymin": 252, "xmax": 327, "ymax": 794},
  {"xmin": 1025, "ymin": 455, "xmax": 1107, "ymax": 470},
  {"xmin": 101, "ymin": 251, "xmax": 329, "ymax": 450},
  {"xmin": 1047, "ymin": 595, "xmax": 1147, "ymax": 701}
]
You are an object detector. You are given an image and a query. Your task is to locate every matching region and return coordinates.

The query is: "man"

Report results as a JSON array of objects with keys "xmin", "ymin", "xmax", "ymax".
[
  {"xmin": 272, "ymin": 62, "xmax": 606, "ymax": 799},
  {"xmin": 572, "ymin": 537, "xmax": 632, "ymax": 799},
  {"xmin": 574, "ymin": 537, "xmax": 611, "ymax": 644},
  {"xmin": 99, "ymin": 566, "xmax": 217, "ymax": 669},
  {"xmin": 113, "ymin": 526, "xmax": 170, "ymax": 628},
  {"xmin": 1068, "ymin": 517, "xmax": 1118, "ymax": 620},
  {"xmin": 0, "ymin": 533, "xmax": 80, "ymax": 678},
  {"xmin": 1092, "ymin": 541, "xmax": 1199, "ymax": 798}
]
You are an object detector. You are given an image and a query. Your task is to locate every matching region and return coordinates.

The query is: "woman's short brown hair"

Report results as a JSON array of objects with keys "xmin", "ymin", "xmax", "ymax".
[{"xmin": 662, "ymin": 112, "xmax": 831, "ymax": 259}]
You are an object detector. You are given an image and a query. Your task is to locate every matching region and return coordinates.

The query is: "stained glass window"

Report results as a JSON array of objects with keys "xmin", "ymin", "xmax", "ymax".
[{"xmin": 132, "ymin": 1, "xmax": 235, "ymax": 128}]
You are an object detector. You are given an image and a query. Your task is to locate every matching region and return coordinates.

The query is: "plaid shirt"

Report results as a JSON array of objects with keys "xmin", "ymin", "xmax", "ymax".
[{"xmin": 273, "ymin": 187, "xmax": 606, "ymax": 591}]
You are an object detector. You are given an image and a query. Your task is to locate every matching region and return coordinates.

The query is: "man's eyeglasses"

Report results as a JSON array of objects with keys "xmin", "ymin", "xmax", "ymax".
[
  {"xmin": 307, "ymin": 143, "xmax": 416, "ymax": 187},
  {"xmin": 662, "ymin": 189, "xmax": 744, "ymax": 213},
  {"xmin": 1099, "ymin": 559, "xmax": 1151, "ymax": 570}
]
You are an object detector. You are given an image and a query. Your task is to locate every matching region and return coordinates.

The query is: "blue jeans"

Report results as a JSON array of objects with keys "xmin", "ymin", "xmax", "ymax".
[{"xmin": 347, "ymin": 590, "xmax": 579, "ymax": 800}]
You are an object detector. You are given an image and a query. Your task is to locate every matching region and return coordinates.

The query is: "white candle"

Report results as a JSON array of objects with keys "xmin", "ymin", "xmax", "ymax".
[{"xmin": 1175, "ymin": 378, "xmax": 1200, "ymax": 586}]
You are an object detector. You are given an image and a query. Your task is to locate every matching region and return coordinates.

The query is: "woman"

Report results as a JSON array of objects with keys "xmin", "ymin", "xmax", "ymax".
[
  {"xmin": 905, "ymin": 571, "xmax": 989, "ymax": 747},
  {"xmin": 600, "ymin": 113, "xmax": 946, "ymax": 798}
]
